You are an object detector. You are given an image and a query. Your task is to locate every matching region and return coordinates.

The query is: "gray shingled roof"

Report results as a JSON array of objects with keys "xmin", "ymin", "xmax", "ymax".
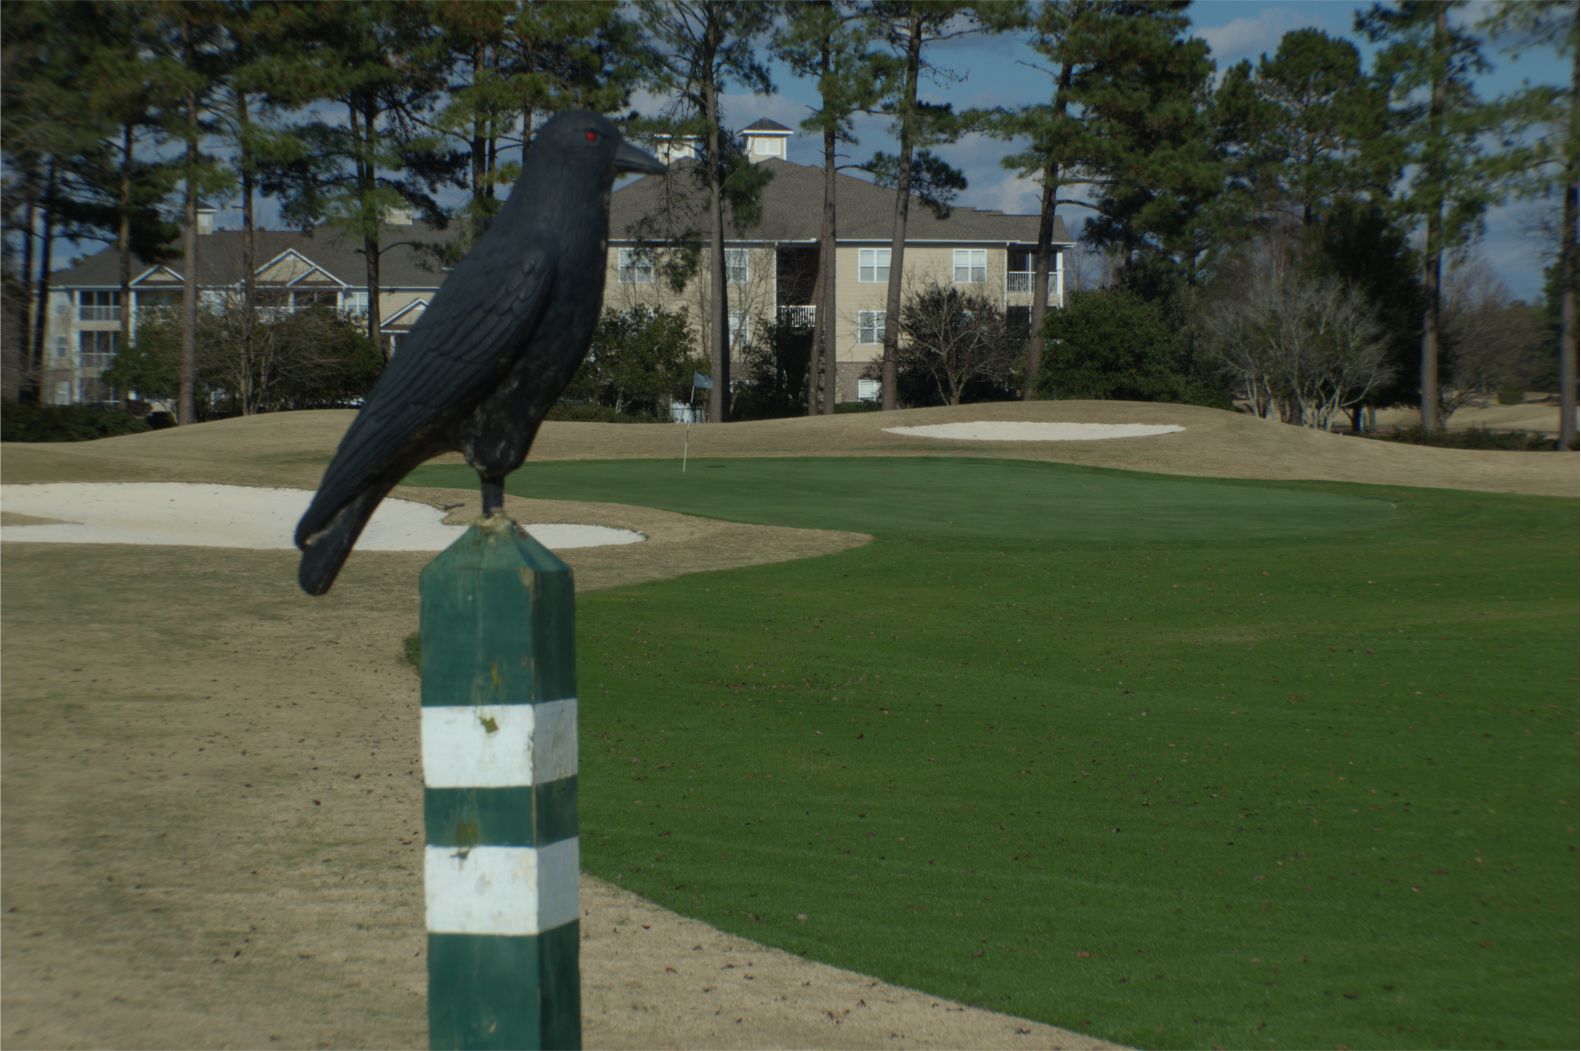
[
  {"xmin": 742, "ymin": 117, "xmax": 794, "ymax": 133},
  {"xmin": 52, "ymin": 159, "xmax": 1071, "ymax": 288},
  {"xmin": 609, "ymin": 157, "xmax": 1072, "ymax": 245},
  {"xmin": 51, "ymin": 223, "xmax": 459, "ymax": 289}
]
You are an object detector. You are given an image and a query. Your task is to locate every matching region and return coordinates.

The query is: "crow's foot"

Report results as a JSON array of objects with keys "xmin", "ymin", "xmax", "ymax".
[{"xmin": 481, "ymin": 476, "xmax": 505, "ymax": 518}]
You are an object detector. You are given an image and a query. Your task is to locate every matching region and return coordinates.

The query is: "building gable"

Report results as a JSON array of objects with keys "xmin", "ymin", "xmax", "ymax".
[{"xmin": 257, "ymin": 248, "xmax": 346, "ymax": 287}]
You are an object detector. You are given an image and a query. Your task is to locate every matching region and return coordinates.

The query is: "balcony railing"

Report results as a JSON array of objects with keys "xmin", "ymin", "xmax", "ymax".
[
  {"xmin": 1006, "ymin": 271, "xmax": 1058, "ymax": 295},
  {"xmin": 778, "ymin": 305, "xmax": 816, "ymax": 329}
]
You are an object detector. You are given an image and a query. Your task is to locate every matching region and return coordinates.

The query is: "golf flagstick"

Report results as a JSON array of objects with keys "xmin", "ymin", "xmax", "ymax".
[{"xmin": 683, "ymin": 421, "xmax": 690, "ymax": 473}]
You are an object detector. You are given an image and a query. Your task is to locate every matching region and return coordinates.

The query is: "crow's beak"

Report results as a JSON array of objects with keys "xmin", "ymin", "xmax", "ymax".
[{"xmin": 615, "ymin": 140, "xmax": 666, "ymax": 176}]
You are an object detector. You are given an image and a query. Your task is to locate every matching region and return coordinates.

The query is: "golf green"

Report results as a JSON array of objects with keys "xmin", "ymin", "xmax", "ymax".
[
  {"xmin": 411, "ymin": 456, "xmax": 1398, "ymax": 543},
  {"xmin": 408, "ymin": 456, "xmax": 1576, "ymax": 1049}
]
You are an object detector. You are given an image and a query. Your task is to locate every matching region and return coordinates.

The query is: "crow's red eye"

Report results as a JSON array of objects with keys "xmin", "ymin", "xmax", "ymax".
[{"xmin": 584, "ymin": 130, "xmax": 599, "ymax": 143}]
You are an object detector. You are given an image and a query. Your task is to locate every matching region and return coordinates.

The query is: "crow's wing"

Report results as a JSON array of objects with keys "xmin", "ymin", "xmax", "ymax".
[{"xmin": 297, "ymin": 246, "xmax": 554, "ymax": 544}]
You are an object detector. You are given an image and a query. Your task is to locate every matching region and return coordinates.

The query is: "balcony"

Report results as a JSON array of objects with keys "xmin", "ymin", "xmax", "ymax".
[
  {"xmin": 778, "ymin": 305, "xmax": 816, "ymax": 330},
  {"xmin": 1006, "ymin": 271, "xmax": 1058, "ymax": 295}
]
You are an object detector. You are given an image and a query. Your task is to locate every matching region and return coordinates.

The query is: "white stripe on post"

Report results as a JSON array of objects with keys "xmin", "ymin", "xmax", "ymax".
[
  {"xmin": 421, "ymin": 698, "xmax": 579, "ymax": 788},
  {"xmin": 424, "ymin": 839, "xmax": 581, "ymax": 937}
]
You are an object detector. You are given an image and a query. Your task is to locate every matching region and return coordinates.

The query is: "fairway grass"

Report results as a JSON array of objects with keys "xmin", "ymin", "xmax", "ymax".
[{"xmin": 411, "ymin": 457, "xmax": 1579, "ymax": 1049}]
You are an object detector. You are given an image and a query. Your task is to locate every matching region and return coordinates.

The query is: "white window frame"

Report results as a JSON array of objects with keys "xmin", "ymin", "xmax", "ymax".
[
  {"xmin": 134, "ymin": 290, "xmax": 179, "ymax": 316},
  {"xmin": 728, "ymin": 310, "xmax": 751, "ymax": 344},
  {"xmin": 618, "ymin": 247, "xmax": 655, "ymax": 285},
  {"xmin": 953, "ymin": 248, "xmax": 987, "ymax": 284},
  {"xmin": 725, "ymin": 247, "xmax": 749, "ymax": 286},
  {"xmin": 78, "ymin": 290, "xmax": 121, "ymax": 322},
  {"xmin": 858, "ymin": 248, "xmax": 890, "ymax": 283},
  {"xmin": 291, "ymin": 288, "xmax": 338, "ymax": 311},
  {"xmin": 79, "ymin": 329, "xmax": 118, "ymax": 369},
  {"xmin": 342, "ymin": 290, "xmax": 370, "ymax": 318},
  {"xmin": 857, "ymin": 310, "xmax": 885, "ymax": 345}
]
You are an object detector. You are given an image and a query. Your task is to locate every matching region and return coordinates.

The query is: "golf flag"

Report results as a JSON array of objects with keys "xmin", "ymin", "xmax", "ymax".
[{"xmin": 693, "ymin": 372, "xmax": 713, "ymax": 391}]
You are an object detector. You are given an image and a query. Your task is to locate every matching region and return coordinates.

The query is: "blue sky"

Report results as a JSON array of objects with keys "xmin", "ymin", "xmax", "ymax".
[
  {"xmin": 181, "ymin": 3, "xmax": 1568, "ymax": 302},
  {"xmin": 717, "ymin": 0, "xmax": 1572, "ymax": 302}
]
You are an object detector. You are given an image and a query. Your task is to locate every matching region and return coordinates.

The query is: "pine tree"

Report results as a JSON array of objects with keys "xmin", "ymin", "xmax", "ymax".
[
  {"xmin": 861, "ymin": 1, "xmax": 982, "ymax": 410},
  {"xmin": 639, "ymin": 0, "xmax": 775, "ymax": 423},
  {"xmin": 1479, "ymin": 0, "xmax": 1577, "ymax": 449},
  {"xmin": 257, "ymin": 1, "xmax": 467, "ymax": 354},
  {"xmin": 1359, "ymin": 0, "xmax": 1498, "ymax": 431},
  {"xmin": 432, "ymin": 1, "xmax": 643, "ymax": 247},
  {"xmin": 775, "ymin": 0, "xmax": 882, "ymax": 414},
  {"xmin": 1074, "ymin": 1, "xmax": 1219, "ymax": 296},
  {"xmin": 982, "ymin": 0, "xmax": 1110, "ymax": 395}
]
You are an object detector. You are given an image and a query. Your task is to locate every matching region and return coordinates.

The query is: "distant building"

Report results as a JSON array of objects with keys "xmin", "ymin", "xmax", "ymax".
[
  {"xmin": 37, "ymin": 207, "xmax": 449, "ymax": 405},
  {"xmin": 609, "ymin": 120, "xmax": 1072, "ymax": 401},
  {"xmin": 39, "ymin": 121, "xmax": 1071, "ymax": 406}
]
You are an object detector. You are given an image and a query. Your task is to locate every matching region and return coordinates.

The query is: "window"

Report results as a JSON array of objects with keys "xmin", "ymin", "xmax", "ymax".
[
  {"xmin": 256, "ymin": 288, "xmax": 290, "ymax": 317},
  {"xmin": 79, "ymin": 330, "xmax": 118, "ymax": 369},
  {"xmin": 78, "ymin": 290, "xmax": 121, "ymax": 322},
  {"xmin": 953, "ymin": 249, "xmax": 987, "ymax": 284},
  {"xmin": 52, "ymin": 336, "xmax": 69, "ymax": 360},
  {"xmin": 136, "ymin": 290, "xmax": 179, "ymax": 316},
  {"xmin": 858, "ymin": 248, "xmax": 890, "ymax": 283},
  {"xmin": 292, "ymin": 289, "xmax": 337, "ymax": 311},
  {"xmin": 725, "ymin": 247, "xmax": 748, "ymax": 285},
  {"xmin": 857, "ymin": 310, "xmax": 885, "ymax": 345},
  {"xmin": 342, "ymin": 290, "xmax": 369, "ymax": 317},
  {"xmin": 618, "ymin": 247, "xmax": 655, "ymax": 284},
  {"xmin": 728, "ymin": 310, "xmax": 750, "ymax": 344}
]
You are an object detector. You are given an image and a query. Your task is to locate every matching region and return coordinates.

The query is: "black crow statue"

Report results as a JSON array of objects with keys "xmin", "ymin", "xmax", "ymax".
[{"xmin": 295, "ymin": 111, "xmax": 664, "ymax": 595}]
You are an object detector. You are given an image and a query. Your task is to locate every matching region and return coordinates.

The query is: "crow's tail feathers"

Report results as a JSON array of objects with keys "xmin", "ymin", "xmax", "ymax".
[{"xmin": 296, "ymin": 485, "xmax": 386, "ymax": 596}]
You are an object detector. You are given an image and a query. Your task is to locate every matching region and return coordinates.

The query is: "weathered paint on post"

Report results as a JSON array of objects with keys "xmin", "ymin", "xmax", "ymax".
[{"xmin": 420, "ymin": 518, "xmax": 580, "ymax": 1050}]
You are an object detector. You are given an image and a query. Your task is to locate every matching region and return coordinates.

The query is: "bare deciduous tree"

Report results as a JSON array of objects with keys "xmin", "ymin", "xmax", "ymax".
[
  {"xmin": 1442, "ymin": 257, "xmax": 1551, "ymax": 401},
  {"xmin": 894, "ymin": 282, "xmax": 1020, "ymax": 406},
  {"xmin": 1198, "ymin": 246, "xmax": 1395, "ymax": 430}
]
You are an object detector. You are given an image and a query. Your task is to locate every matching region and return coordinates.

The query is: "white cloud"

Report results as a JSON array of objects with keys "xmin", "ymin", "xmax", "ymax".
[{"xmin": 1195, "ymin": 7, "xmax": 1313, "ymax": 66}]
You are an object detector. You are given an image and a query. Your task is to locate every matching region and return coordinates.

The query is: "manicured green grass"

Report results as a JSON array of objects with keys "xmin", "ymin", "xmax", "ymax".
[{"xmin": 412, "ymin": 458, "xmax": 1578, "ymax": 1049}]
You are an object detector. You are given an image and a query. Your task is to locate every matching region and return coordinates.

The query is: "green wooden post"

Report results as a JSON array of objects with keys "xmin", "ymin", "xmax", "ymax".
[{"xmin": 419, "ymin": 517, "xmax": 580, "ymax": 1050}]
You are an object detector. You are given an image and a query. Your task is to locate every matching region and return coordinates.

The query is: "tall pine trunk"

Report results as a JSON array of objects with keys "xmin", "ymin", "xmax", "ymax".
[
  {"xmin": 29, "ymin": 162, "xmax": 57, "ymax": 403},
  {"xmin": 1418, "ymin": 3, "xmax": 1449, "ymax": 432},
  {"xmin": 20, "ymin": 177, "xmax": 38, "ymax": 400},
  {"xmin": 117, "ymin": 122, "xmax": 135, "ymax": 407},
  {"xmin": 880, "ymin": 12, "xmax": 924, "ymax": 412},
  {"xmin": 351, "ymin": 99, "xmax": 385, "ymax": 355},
  {"xmin": 1024, "ymin": 61, "xmax": 1070, "ymax": 399},
  {"xmin": 238, "ymin": 88, "xmax": 259, "ymax": 414},
  {"xmin": 815, "ymin": 70, "xmax": 839, "ymax": 415},
  {"xmin": 1558, "ymin": 57, "xmax": 1579, "ymax": 450},
  {"xmin": 704, "ymin": 23, "xmax": 731, "ymax": 423},
  {"xmin": 178, "ymin": 13, "xmax": 201, "ymax": 425},
  {"xmin": 1024, "ymin": 172, "xmax": 1057, "ymax": 398},
  {"xmin": 180, "ymin": 137, "xmax": 198, "ymax": 425}
]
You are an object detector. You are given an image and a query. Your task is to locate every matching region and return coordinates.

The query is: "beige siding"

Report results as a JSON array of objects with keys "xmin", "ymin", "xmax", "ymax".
[
  {"xmin": 599, "ymin": 245, "xmax": 780, "ymax": 356},
  {"xmin": 256, "ymin": 253, "xmax": 314, "ymax": 284},
  {"xmin": 596, "ymin": 239, "xmax": 1048, "ymax": 383},
  {"xmin": 379, "ymin": 290, "xmax": 431, "ymax": 325},
  {"xmin": 831, "ymin": 244, "xmax": 1018, "ymax": 367}
]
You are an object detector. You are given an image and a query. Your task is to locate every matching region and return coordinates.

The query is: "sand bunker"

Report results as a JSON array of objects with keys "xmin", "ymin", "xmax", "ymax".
[
  {"xmin": 0, "ymin": 483, "xmax": 644, "ymax": 551},
  {"xmin": 886, "ymin": 421, "xmax": 1185, "ymax": 441}
]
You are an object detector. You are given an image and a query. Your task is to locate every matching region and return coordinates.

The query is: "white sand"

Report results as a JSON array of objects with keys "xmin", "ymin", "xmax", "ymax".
[
  {"xmin": 0, "ymin": 483, "xmax": 645, "ymax": 551},
  {"xmin": 885, "ymin": 421, "xmax": 1185, "ymax": 441}
]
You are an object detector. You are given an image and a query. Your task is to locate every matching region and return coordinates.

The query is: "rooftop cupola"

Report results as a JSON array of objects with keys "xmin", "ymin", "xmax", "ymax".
[{"xmin": 741, "ymin": 118, "xmax": 792, "ymax": 163}]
